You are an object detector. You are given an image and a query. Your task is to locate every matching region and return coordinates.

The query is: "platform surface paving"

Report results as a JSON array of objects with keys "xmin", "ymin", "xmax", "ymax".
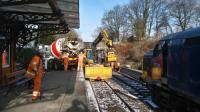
[{"xmin": 0, "ymin": 70, "xmax": 89, "ymax": 112}]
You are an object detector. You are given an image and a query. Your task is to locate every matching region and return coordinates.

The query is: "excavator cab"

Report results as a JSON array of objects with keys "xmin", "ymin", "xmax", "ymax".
[
  {"xmin": 85, "ymin": 48, "xmax": 94, "ymax": 64},
  {"xmin": 107, "ymin": 50, "xmax": 117, "ymax": 62}
]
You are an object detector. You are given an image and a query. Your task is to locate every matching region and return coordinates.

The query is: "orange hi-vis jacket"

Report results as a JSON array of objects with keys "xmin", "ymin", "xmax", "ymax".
[
  {"xmin": 62, "ymin": 53, "xmax": 69, "ymax": 71},
  {"xmin": 25, "ymin": 54, "xmax": 44, "ymax": 100},
  {"xmin": 77, "ymin": 53, "xmax": 85, "ymax": 71},
  {"xmin": 78, "ymin": 53, "xmax": 85, "ymax": 63},
  {"xmin": 26, "ymin": 55, "xmax": 44, "ymax": 78},
  {"xmin": 62, "ymin": 53, "xmax": 69, "ymax": 59},
  {"xmin": 2, "ymin": 51, "xmax": 7, "ymax": 65}
]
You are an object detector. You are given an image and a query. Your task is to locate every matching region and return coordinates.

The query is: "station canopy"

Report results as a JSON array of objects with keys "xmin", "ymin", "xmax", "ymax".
[
  {"xmin": 0, "ymin": 0, "xmax": 80, "ymax": 50},
  {"xmin": 0, "ymin": 0, "xmax": 79, "ymax": 28}
]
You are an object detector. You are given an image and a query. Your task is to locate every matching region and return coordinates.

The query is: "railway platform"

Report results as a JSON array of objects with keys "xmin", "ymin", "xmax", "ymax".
[{"xmin": 0, "ymin": 70, "xmax": 88, "ymax": 112}]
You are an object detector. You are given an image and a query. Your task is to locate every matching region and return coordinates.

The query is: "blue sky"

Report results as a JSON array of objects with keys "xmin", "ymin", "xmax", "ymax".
[{"xmin": 77, "ymin": 0, "xmax": 130, "ymax": 42}]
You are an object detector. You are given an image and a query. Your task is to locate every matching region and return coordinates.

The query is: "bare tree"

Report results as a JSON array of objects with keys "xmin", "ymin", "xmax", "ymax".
[
  {"xmin": 101, "ymin": 0, "xmax": 200, "ymax": 42},
  {"xmin": 147, "ymin": 0, "xmax": 170, "ymax": 38},
  {"xmin": 102, "ymin": 5, "xmax": 126, "ymax": 42},
  {"xmin": 119, "ymin": 5, "xmax": 132, "ymax": 41},
  {"xmin": 92, "ymin": 26, "xmax": 103, "ymax": 39},
  {"xmin": 58, "ymin": 30, "xmax": 80, "ymax": 41},
  {"xmin": 127, "ymin": 0, "xmax": 152, "ymax": 40},
  {"xmin": 193, "ymin": 5, "xmax": 200, "ymax": 27},
  {"xmin": 124, "ymin": 4, "xmax": 135, "ymax": 39},
  {"xmin": 169, "ymin": 0, "xmax": 197, "ymax": 31},
  {"xmin": 159, "ymin": 14, "xmax": 173, "ymax": 36}
]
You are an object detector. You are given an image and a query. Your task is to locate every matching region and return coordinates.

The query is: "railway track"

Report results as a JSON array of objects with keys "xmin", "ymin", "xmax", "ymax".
[
  {"xmin": 86, "ymin": 68, "xmax": 158, "ymax": 112},
  {"xmin": 87, "ymin": 78, "xmax": 156, "ymax": 111},
  {"xmin": 90, "ymin": 81, "xmax": 131, "ymax": 112},
  {"xmin": 114, "ymin": 71, "xmax": 150, "ymax": 100},
  {"xmin": 119, "ymin": 67, "xmax": 142, "ymax": 80},
  {"xmin": 106, "ymin": 79, "xmax": 153, "ymax": 112},
  {"xmin": 114, "ymin": 71, "xmax": 158, "ymax": 109}
]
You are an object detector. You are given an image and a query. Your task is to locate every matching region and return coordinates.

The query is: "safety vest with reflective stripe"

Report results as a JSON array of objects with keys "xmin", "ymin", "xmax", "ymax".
[
  {"xmin": 25, "ymin": 55, "xmax": 43, "ymax": 78},
  {"xmin": 62, "ymin": 53, "xmax": 69, "ymax": 59},
  {"xmin": 32, "ymin": 91, "xmax": 40, "ymax": 96}
]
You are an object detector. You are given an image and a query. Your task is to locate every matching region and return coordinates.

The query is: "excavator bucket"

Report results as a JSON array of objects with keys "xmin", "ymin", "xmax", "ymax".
[{"xmin": 85, "ymin": 65, "xmax": 112, "ymax": 80}]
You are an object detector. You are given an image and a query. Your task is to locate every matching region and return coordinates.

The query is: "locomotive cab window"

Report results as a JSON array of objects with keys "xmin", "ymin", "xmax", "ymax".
[
  {"xmin": 153, "ymin": 44, "xmax": 159, "ymax": 56},
  {"xmin": 182, "ymin": 37, "xmax": 200, "ymax": 83},
  {"xmin": 153, "ymin": 41, "xmax": 164, "ymax": 56}
]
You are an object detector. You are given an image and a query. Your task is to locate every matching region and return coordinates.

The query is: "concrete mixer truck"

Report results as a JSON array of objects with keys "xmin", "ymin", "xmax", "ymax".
[{"xmin": 47, "ymin": 37, "xmax": 83, "ymax": 70}]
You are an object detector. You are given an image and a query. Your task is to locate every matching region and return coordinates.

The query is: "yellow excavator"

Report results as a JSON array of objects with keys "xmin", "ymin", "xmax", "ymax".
[
  {"xmin": 84, "ymin": 29, "xmax": 118, "ymax": 80},
  {"xmin": 102, "ymin": 30, "xmax": 117, "ymax": 63},
  {"xmin": 93, "ymin": 29, "xmax": 117, "ymax": 64}
]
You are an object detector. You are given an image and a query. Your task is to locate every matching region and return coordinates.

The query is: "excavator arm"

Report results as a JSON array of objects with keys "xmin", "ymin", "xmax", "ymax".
[
  {"xmin": 93, "ymin": 29, "xmax": 113, "ymax": 48},
  {"xmin": 101, "ymin": 29, "xmax": 113, "ymax": 47},
  {"xmin": 93, "ymin": 29, "xmax": 117, "ymax": 63}
]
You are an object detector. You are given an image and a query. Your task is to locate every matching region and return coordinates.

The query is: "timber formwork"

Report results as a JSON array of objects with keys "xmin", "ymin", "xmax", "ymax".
[{"xmin": 0, "ymin": 0, "xmax": 79, "ymax": 86}]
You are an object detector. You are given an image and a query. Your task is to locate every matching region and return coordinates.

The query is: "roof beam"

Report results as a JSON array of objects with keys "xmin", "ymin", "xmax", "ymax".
[
  {"xmin": 0, "ymin": 11, "xmax": 63, "ymax": 23},
  {"xmin": 16, "ymin": 23, "xmax": 69, "ymax": 48},
  {"xmin": 48, "ymin": 0, "xmax": 66, "ymax": 24},
  {"xmin": 0, "ymin": 0, "xmax": 49, "ymax": 7}
]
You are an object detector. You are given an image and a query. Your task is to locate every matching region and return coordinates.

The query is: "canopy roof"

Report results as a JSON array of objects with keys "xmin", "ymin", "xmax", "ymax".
[
  {"xmin": 0, "ymin": 0, "xmax": 80, "ymax": 49},
  {"xmin": 0, "ymin": 0, "xmax": 79, "ymax": 28}
]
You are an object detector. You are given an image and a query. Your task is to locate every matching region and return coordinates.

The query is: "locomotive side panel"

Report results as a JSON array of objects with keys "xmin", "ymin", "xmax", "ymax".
[
  {"xmin": 168, "ymin": 37, "xmax": 200, "ymax": 105},
  {"xmin": 147, "ymin": 28, "xmax": 200, "ymax": 111}
]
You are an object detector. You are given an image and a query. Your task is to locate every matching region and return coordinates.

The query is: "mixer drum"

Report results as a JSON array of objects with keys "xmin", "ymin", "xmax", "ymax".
[{"xmin": 50, "ymin": 38, "xmax": 63, "ymax": 58}]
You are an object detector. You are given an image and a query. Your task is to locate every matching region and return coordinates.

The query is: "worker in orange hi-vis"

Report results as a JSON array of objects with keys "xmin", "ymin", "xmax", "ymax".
[
  {"xmin": 25, "ymin": 52, "xmax": 44, "ymax": 101},
  {"xmin": 77, "ymin": 52, "xmax": 85, "ymax": 72},
  {"xmin": 62, "ymin": 52, "xmax": 69, "ymax": 71},
  {"xmin": 2, "ymin": 50, "xmax": 7, "ymax": 65}
]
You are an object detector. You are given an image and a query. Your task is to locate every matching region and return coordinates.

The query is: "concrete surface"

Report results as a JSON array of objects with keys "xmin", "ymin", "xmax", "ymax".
[{"xmin": 0, "ymin": 70, "xmax": 89, "ymax": 112}]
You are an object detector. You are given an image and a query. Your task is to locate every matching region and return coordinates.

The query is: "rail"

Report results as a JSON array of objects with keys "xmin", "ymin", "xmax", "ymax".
[{"xmin": 119, "ymin": 67, "xmax": 142, "ymax": 80}]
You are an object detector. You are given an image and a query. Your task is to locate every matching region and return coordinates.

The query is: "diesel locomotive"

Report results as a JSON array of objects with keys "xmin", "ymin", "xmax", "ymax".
[{"xmin": 142, "ymin": 27, "xmax": 200, "ymax": 111}]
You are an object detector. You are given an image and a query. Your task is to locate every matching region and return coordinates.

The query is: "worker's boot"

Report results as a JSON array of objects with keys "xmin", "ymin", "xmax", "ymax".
[
  {"xmin": 80, "ymin": 68, "xmax": 83, "ymax": 72},
  {"xmin": 66, "ymin": 67, "xmax": 68, "ymax": 71},
  {"xmin": 32, "ymin": 96, "xmax": 38, "ymax": 101},
  {"xmin": 77, "ymin": 67, "xmax": 80, "ymax": 72},
  {"xmin": 32, "ymin": 91, "xmax": 40, "ymax": 101}
]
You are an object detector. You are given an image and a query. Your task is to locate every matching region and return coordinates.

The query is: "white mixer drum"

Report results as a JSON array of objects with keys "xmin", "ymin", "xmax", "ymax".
[{"xmin": 50, "ymin": 38, "xmax": 63, "ymax": 58}]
